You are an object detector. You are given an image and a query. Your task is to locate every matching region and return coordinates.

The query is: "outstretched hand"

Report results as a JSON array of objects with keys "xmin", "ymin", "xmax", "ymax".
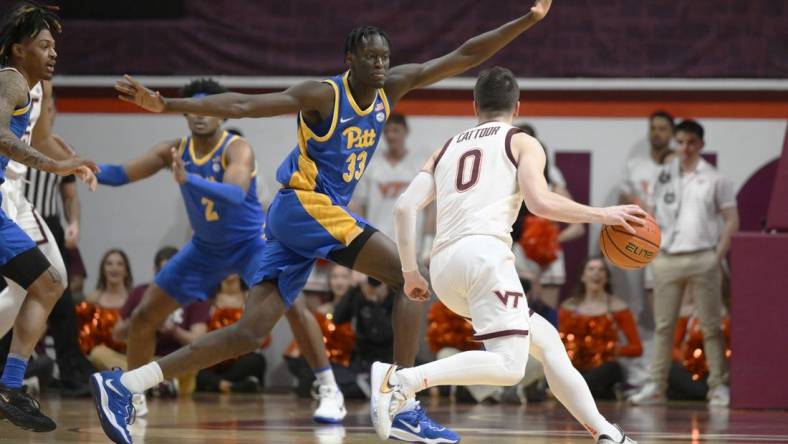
[
  {"xmin": 403, "ymin": 269, "xmax": 430, "ymax": 301},
  {"xmin": 530, "ymin": 0, "xmax": 552, "ymax": 21},
  {"xmin": 75, "ymin": 166, "xmax": 98, "ymax": 191},
  {"xmin": 171, "ymin": 147, "xmax": 187, "ymax": 184},
  {"xmin": 602, "ymin": 205, "xmax": 648, "ymax": 234},
  {"xmin": 115, "ymin": 75, "xmax": 166, "ymax": 113},
  {"xmin": 51, "ymin": 157, "xmax": 99, "ymax": 177}
]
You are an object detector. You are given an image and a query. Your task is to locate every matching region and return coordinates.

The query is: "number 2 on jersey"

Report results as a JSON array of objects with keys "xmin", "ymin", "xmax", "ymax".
[
  {"xmin": 342, "ymin": 150, "xmax": 368, "ymax": 182},
  {"xmin": 201, "ymin": 197, "xmax": 219, "ymax": 221},
  {"xmin": 456, "ymin": 149, "xmax": 482, "ymax": 192}
]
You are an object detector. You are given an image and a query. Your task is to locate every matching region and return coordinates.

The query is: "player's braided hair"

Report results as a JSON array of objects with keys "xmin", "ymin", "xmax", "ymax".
[
  {"xmin": 180, "ymin": 78, "xmax": 228, "ymax": 98},
  {"xmin": 0, "ymin": 2, "xmax": 61, "ymax": 66},
  {"xmin": 343, "ymin": 25, "xmax": 390, "ymax": 55}
]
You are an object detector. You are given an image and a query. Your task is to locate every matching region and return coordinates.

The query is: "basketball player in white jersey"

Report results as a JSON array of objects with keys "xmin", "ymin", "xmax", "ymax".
[
  {"xmin": 371, "ymin": 67, "xmax": 643, "ymax": 443},
  {"xmin": 0, "ymin": 80, "xmax": 95, "ymax": 339}
]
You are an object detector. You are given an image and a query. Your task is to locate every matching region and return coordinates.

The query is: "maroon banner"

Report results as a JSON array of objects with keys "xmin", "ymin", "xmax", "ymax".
[{"xmin": 2, "ymin": 0, "xmax": 784, "ymax": 78}]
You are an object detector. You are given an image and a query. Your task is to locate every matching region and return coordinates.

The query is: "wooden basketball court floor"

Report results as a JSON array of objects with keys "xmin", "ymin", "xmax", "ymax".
[{"xmin": 3, "ymin": 393, "xmax": 788, "ymax": 443}]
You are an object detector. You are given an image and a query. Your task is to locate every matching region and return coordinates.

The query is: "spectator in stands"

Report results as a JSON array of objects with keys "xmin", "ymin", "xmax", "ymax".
[
  {"xmin": 352, "ymin": 113, "xmax": 426, "ymax": 244},
  {"xmin": 77, "ymin": 249, "xmax": 133, "ymax": 371},
  {"xmin": 333, "ymin": 277, "xmax": 395, "ymax": 371},
  {"xmin": 196, "ymin": 274, "xmax": 267, "ymax": 393},
  {"xmin": 512, "ymin": 122, "xmax": 584, "ymax": 309},
  {"xmin": 629, "ymin": 120, "xmax": 739, "ymax": 407},
  {"xmin": 113, "ymin": 246, "xmax": 178, "ymax": 344},
  {"xmin": 559, "ymin": 257, "xmax": 642, "ymax": 399},
  {"xmin": 619, "ymin": 111, "xmax": 675, "ymax": 327}
]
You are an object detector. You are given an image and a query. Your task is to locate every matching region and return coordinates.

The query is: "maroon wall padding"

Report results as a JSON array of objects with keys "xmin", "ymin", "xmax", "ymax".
[
  {"xmin": 766, "ymin": 128, "xmax": 788, "ymax": 231},
  {"xmin": 730, "ymin": 232, "xmax": 788, "ymax": 409},
  {"xmin": 737, "ymin": 159, "xmax": 779, "ymax": 232},
  {"xmin": 701, "ymin": 152, "xmax": 717, "ymax": 167},
  {"xmin": 554, "ymin": 152, "xmax": 590, "ymax": 302},
  {"xmin": 5, "ymin": 0, "xmax": 783, "ymax": 77}
]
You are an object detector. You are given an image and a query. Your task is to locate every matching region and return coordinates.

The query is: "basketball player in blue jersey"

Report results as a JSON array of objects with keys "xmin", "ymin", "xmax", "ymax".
[
  {"xmin": 0, "ymin": 2, "xmax": 97, "ymax": 433},
  {"xmin": 91, "ymin": 78, "xmax": 347, "ymax": 431},
  {"xmin": 99, "ymin": 1, "xmax": 552, "ymax": 442}
]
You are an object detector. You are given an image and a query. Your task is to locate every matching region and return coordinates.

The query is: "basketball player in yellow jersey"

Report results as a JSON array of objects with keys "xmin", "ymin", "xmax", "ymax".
[{"xmin": 102, "ymin": 2, "xmax": 552, "ymax": 443}]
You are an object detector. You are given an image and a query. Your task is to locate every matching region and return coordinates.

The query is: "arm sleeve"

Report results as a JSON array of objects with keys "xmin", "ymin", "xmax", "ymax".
[
  {"xmin": 95, "ymin": 163, "xmax": 130, "ymax": 186},
  {"xmin": 394, "ymin": 171, "xmax": 436, "ymax": 272},
  {"xmin": 613, "ymin": 309, "xmax": 643, "ymax": 357},
  {"xmin": 184, "ymin": 173, "xmax": 245, "ymax": 205}
]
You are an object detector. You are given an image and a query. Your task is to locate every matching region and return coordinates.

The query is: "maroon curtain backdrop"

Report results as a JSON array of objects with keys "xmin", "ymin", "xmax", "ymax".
[
  {"xmin": 554, "ymin": 152, "xmax": 590, "ymax": 303},
  {"xmin": 2, "ymin": 0, "xmax": 784, "ymax": 77}
]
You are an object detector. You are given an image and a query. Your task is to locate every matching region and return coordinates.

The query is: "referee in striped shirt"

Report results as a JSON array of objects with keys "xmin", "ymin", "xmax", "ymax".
[{"xmin": 24, "ymin": 152, "xmax": 79, "ymax": 248}]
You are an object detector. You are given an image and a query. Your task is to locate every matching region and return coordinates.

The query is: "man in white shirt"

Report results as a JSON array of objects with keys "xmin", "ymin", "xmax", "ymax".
[
  {"xmin": 619, "ymin": 111, "xmax": 674, "ymax": 208},
  {"xmin": 618, "ymin": 111, "xmax": 674, "ymax": 325},
  {"xmin": 629, "ymin": 119, "xmax": 739, "ymax": 407},
  {"xmin": 352, "ymin": 113, "xmax": 424, "ymax": 243}
]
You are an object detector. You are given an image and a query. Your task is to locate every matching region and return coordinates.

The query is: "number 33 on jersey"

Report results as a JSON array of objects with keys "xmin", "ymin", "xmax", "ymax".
[{"xmin": 276, "ymin": 71, "xmax": 391, "ymax": 206}]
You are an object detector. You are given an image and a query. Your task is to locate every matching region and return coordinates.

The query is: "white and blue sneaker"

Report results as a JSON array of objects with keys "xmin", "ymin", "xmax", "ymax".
[
  {"xmin": 313, "ymin": 384, "xmax": 347, "ymax": 424},
  {"xmin": 89, "ymin": 370, "xmax": 135, "ymax": 444},
  {"xmin": 390, "ymin": 404, "xmax": 460, "ymax": 444},
  {"xmin": 370, "ymin": 362, "xmax": 459, "ymax": 443}
]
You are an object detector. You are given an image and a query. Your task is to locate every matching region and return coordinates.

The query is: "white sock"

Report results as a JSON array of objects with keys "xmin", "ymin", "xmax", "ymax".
[
  {"xmin": 396, "ymin": 335, "xmax": 529, "ymax": 398},
  {"xmin": 315, "ymin": 366, "xmax": 338, "ymax": 389},
  {"xmin": 528, "ymin": 313, "xmax": 622, "ymax": 441},
  {"xmin": 120, "ymin": 362, "xmax": 164, "ymax": 394}
]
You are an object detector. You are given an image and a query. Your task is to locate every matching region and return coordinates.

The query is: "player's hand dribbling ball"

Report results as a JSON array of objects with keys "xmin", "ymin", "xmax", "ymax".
[{"xmin": 600, "ymin": 213, "xmax": 661, "ymax": 270}]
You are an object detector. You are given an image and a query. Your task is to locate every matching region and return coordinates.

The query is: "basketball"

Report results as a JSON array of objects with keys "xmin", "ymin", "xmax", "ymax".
[{"xmin": 599, "ymin": 214, "xmax": 661, "ymax": 269}]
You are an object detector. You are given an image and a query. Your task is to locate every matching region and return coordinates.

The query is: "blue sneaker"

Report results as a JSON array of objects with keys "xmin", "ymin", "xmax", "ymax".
[
  {"xmin": 390, "ymin": 403, "xmax": 460, "ymax": 444},
  {"xmin": 89, "ymin": 370, "xmax": 135, "ymax": 444}
]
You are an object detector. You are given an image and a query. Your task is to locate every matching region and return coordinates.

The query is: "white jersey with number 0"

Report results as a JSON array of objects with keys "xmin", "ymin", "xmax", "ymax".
[{"xmin": 432, "ymin": 121, "xmax": 523, "ymax": 254}]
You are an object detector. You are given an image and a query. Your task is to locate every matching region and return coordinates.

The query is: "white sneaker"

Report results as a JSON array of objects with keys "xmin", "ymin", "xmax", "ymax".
[
  {"xmin": 132, "ymin": 393, "xmax": 148, "ymax": 418},
  {"xmin": 628, "ymin": 382, "xmax": 667, "ymax": 405},
  {"xmin": 370, "ymin": 361, "xmax": 408, "ymax": 441},
  {"xmin": 313, "ymin": 384, "xmax": 346, "ymax": 424},
  {"xmin": 708, "ymin": 384, "xmax": 730, "ymax": 407},
  {"xmin": 598, "ymin": 424, "xmax": 638, "ymax": 443}
]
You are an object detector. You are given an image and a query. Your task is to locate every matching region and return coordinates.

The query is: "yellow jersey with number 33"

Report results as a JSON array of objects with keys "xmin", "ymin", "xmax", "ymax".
[{"xmin": 275, "ymin": 71, "xmax": 391, "ymax": 206}]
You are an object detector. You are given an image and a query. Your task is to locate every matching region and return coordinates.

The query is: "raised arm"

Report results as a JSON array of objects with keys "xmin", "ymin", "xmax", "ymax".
[
  {"xmin": 0, "ymin": 72, "xmax": 97, "ymax": 175},
  {"xmin": 384, "ymin": 0, "xmax": 551, "ymax": 102},
  {"xmin": 95, "ymin": 140, "xmax": 178, "ymax": 186},
  {"xmin": 115, "ymin": 75, "xmax": 335, "ymax": 120},
  {"xmin": 514, "ymin": 133, "xmax": 646, "ymax": 232}
]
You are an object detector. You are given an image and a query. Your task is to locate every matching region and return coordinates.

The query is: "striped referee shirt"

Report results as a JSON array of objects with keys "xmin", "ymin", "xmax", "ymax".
[{"xmin": 23, "ymin": 170, "xmax": 74, "ymax": 220}]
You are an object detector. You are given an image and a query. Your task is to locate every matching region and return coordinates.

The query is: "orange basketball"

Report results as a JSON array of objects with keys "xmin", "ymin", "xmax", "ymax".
[{"xmin": 599, "ymin": 214, "xmax": 661, "ymax": 269}]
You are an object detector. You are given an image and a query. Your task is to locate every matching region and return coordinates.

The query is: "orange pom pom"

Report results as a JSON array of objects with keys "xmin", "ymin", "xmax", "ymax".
[{"xmin": 519, "ymin": 216, "xmax": 560, "ymax": 267}]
